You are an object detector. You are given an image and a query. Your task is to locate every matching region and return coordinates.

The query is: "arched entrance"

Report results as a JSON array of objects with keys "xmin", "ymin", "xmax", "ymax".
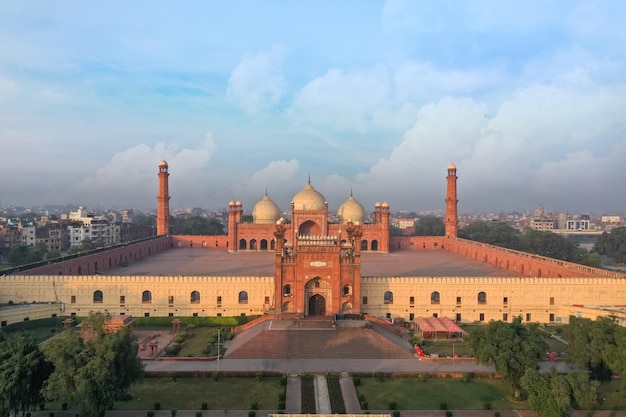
[{"xmin": 308, "ymin": 294, "xmax": 326, "ymax": 316}]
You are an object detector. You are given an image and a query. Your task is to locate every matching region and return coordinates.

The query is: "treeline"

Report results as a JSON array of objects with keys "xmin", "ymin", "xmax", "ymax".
[
  {"xmin": 170, "ymin": 216, "xmax": 225, "ymax": 235},
  {"xmin": 594, "ymin": 226, "xmax": 626, "ymax": 263},
  {"xmin": 458, "ymin": 221, "xmax": 602, "ymax": 267}
]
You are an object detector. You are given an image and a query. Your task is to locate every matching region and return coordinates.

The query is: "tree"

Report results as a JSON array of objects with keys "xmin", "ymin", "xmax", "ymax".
[
  {"xmin": 562, "ymin": 316, "xmax": 620, "ymax": 382},
  {"xmin": 521, "ymin": 368, "xmax": 599, "ymax": 417},
  {"xmin": 468, "ymin": 317, "xmax": 547, "ymax": 398},
  {"xmin": 414, "ymin": 215, "xmax": 445, "ymax": 236},
  {"xmin": 458, "ymin": 221, "xmax": 522, "ymax": 249},
  {"xmin": 594, "ymin": 227, "xmax": 626, "ymax": 263},
  {"xmin": 7, "ymin": 246, "xmax": 30, "ymax": 265},
  {"xmin": 0, "ymin": 333, "xmax": 51, "ymax": 417},
  {"xmin": 520, "ymin": 229, "xmax": 585, "ymax": 262},
  {"xmin": 43, "ymin": 312, "xmax": 144, "ymax": 417},
  {"xmin": 171, "ymin": 216, "xmax": 225, "ymax": 235}
]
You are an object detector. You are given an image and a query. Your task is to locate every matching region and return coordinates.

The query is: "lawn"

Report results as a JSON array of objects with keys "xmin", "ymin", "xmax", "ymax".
[
  {"xmin": 356, "ymin": 376, "xmax": 523, "ymax": 411},
  {"xmin": 115, "ymin": 376, "xmax": 284, "ymax": 411},
  {"xmin": 178, "ymin": 327, "xmax": 221, "ymax": 357}
]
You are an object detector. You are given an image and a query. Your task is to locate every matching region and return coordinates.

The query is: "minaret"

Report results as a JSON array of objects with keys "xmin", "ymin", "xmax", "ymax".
[
  {"xmin": 445, "ymin": 163, "xmax": 458, "ymax": 238},
  {"xmin": 156, "ymin": 160, "xmax": 171, "ymax": 236}
]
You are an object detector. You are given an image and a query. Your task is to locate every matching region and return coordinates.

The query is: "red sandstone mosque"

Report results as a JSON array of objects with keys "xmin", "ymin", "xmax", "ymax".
[{"xmin": 1, "ymin": 161, "xmax": 624, "ymax": 326}]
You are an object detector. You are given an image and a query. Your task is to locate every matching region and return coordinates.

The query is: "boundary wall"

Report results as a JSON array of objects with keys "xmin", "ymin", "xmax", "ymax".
[{"xmin": 2, "ymin": 275, "xmax": 625, "ymax": 325}]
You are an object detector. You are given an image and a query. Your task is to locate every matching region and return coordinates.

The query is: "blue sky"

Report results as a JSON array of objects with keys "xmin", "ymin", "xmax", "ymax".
[{"xmin": 1, "ymin": 1, "xmax": 625, "ymax": 214}]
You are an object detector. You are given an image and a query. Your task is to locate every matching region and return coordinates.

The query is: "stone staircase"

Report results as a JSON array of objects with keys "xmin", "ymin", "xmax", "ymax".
[{"xmin": 224, "ymin": 319, "xmax": 414, "ymax": 359}]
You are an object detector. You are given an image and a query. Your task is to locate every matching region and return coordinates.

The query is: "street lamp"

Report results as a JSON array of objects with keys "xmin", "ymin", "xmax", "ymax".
[
  {"xmin": 452, "ymin": 341, "xmax": 455, "ymax": 370},
  {"xmin": 217, "ymin": 328, "xmax": 221, "ymax": 373}
]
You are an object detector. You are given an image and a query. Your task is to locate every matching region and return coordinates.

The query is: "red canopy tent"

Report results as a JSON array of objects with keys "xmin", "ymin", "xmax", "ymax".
[{"xmin": 415, "ymin": 317, "xmax": 466, "ymax": 340}]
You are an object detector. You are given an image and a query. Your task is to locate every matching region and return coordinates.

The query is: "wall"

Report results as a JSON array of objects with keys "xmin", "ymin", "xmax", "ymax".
[
  {"xmin": 13, "ymin": 237, "xmax": 171, "ymax": 276},
  {"xmin": 2, "ymin": 274, "xmax": 625, "ymax": 324}
]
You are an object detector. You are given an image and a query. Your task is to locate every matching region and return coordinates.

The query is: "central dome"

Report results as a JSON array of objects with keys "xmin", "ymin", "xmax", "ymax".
[
  {"xmin": 252, "ymin": 194, "xmax": 281, "ymax": 224},
  {"xmin": 292, "ymin": 181, "xmax": 326, "ymax": 211}
]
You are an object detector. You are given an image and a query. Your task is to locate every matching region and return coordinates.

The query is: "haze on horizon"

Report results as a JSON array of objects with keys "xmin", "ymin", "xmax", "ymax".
[{"xmin": 1, "ymin": 1, "xmax": 625, "ymax": 214}]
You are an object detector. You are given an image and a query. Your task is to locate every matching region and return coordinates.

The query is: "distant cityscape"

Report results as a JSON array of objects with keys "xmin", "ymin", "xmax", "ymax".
[{"xmin": 0, "ymin": 201, "xmax": 624, "ymax": 256}]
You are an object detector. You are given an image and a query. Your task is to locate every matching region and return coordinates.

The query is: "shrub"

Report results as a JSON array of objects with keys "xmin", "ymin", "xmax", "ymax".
[
  {"xmin": 171, "ymin": 409, "xmax": 177, "ymax": 417},
  {"xmin": 196, "ymin": 412, "xmax": 202, "ymax": 417},
  {"xmin": 147, "ymin": 412, "xmax": 154, "ymax": 417},
  {"xmin": 446, "ymin": 411, "xmax": 453, "ymax": 417},
  {"xmin": 361, "ymin": 401, "xmax": 368, "ymax": 410},
  {"xmin": 359, "ymin": 393, "xmax": 365, "ymax": 402},
  {"xmin": 154, "ymin": 402, "xmax": 161, "ymax": 410},
  {"xmin": 462, "ymin": 372, "xmax": 472, "ymax": 383},
  {"xmin": 201, "ymin": 402, "xmax": 208, "ymax": 410},
  {"xmin": 484, "ymin": 402, "xmax": 492, "ymax": 410},
  {"xmin": 212, "ymin": 371, "xmax": 219, "ymax": 381},
  {"xmin": 393, "ymin": 411, "xmax": 400, "ymax": 417},
  {"xmin": 278, "ymin": 400, "xmax": 285, "ymax": 410},
  {"xmin": 49, "ymin": 413, "xmax": 55, "ymax": 417},
  {"xmin": 609, "ymin": 412, "xmax": 616, "ymax": 417},
  {"xmin": 165, "ymin": 344, "xmax": 182, "ymax": 356},
  {"xmin": 279, "ymin": 392, "xmax": 286, "ymax": 401},
  {"xmin": 418, "ymin": 372, "xmax": 428, "ymax": 382},
  {"xmin": 280, "ymin": 376, "xmax": 287, "ymax": 386},
  {"xmin": 439, "ymin": 402, "xmax": 447, "ymax": 410},
  {"xmin": 375, "ymin": 371, "xmax": 385, "ymax": 382},
  {"xmin": 62, "ymin": 403, "xmax": 68, "ymax": 410},
  {"xmin": 586, "ymin": 412, "xmax": 594, "ymax": 417},
  {"xmin": 255, "ymin": 371, "xmax": 263, "ymax": 381},
  {"xmin": 353, "ymin": 376, "xmax": 361, "ymax": 386},
  {"xmin": 495, "ymin": 412, "xmax": 501, "ymax": 417},
  {"xmin": 389, "ymin": 400, "xmax": 397, "ymax": 410},
  {"xmin": 248, "ymin": 411, "xmax": 256, "ymax": 417},
  {"xmin": 250, "ymin": 402, "xmax": 258, "ymax": 410}
]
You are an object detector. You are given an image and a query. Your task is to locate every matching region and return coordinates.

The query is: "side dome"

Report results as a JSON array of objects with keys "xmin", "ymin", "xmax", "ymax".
[
  {"xmin": 292, "ymin": 181, "xmax": 326, "ymax": 211},
  {"xmin": 252, "ymin": 194, "xmax": 281, "ymax": 224},
  {"xmin": 337, "ymin": 194, "xmax": 364, "ymax": 225}
]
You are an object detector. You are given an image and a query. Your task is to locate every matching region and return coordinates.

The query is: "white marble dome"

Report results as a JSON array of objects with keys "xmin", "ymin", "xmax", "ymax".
[
  {"xmin": 252, "ymin": 194, "xmax": 281, "ymax": 224},
  {"xmin": 292, "ymin": 181, "xmax": 326, "ymax": 211},
  {"xmin": 337, "ymin": 193, "xmax": 365, "ymax": 225}
]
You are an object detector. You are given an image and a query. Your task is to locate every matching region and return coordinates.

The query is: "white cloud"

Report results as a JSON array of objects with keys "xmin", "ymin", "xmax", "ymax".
[
  {"xmin": 288, "ymin": 66, "xmax": 398, "ymax": 132},
  {"xmin": 226, "ymin": 46, "xmax": 287, "ymax": 114},
  {"xmin": 71, "ymin": 134, "xmax": 216, "ymax": 208},
  {"xmin": 231, "ymin": 159, "xmax": 300, "ymax": 209}
]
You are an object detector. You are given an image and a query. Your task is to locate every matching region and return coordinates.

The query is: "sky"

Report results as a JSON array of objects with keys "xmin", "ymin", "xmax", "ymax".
[{"xmin": 1, "ymin": 1, "xmax": 625, "ymax": 214}]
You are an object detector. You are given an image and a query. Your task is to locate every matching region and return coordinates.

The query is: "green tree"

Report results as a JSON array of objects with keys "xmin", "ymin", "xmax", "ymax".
[
  {"xmin": 520, "ymin": 229, "xmax": 584, "ymax": 262},
  {"xmin": 458, "ymin": 221, "xmax": 522, "ymax": 249},
  {"xmin": 468, "ymin": 317, "xmax": 547, "ymax": 398},
  {"xmin": 43, "ymin": 312, "xmax": 144, "ymax": 417},
  {"xmin": 171, "ymin": 216, "xmax": 224, "ymax": 235},
  {"xmin": 7, "ymin": 246, "xmax": 30, "ymax": 265},
  {"xmin": 562, "ymin": 316, "xmax": 618, "ymax": 382},
  {"xmin": 45, "ymin": 250, "xmax": 62, "ymax": 260},
  {"xmin": 414, "ymin": 215, "xmax": 445, "ymax": 236},
  {"xmin": 67, "ymin": 238, "xmax": 97, "ymax": 255},
  {"xmin": 594, "ymin": 226, "xmax": 626, "ymax": 263},
  {"xmin": 0, "ymin": 333, "xmax": 51, "ymax": 417},
  {"xmin": 521, "ymin": 368, "xmax": 599, "ymax": 417}
]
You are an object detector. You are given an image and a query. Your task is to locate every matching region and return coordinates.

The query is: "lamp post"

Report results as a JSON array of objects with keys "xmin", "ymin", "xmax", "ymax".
[
  {"xmin": 217, "ymin": 328, "xmax": 221, "ymax": 373},
  {"xmin": 452, "ymin": 341, "xmax": 455, "ymax": 370}
]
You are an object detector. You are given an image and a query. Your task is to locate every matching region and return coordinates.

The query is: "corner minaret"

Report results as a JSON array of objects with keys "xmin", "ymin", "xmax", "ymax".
[
  {"xmin": 445, "ymin": 163, "xmax": 458, "ymax": 238},
  {"xmin": 157, "ymin": 160, "xmax": 170, "ymax": 236}
]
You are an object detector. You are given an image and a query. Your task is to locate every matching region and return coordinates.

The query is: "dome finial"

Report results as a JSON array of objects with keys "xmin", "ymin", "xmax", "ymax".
[
  {"xmin": 308, "ymin": 172, "xmax": 311, "ymax": 185},
  {"xmin": 265, "ymin": 186, "xmax": 268, "ymax": 196}
]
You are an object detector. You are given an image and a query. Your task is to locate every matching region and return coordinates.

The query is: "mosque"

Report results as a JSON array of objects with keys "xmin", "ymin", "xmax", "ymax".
[{"xmin": 1, "ymin": 161, "xmax": 625, "ymax": 327}]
